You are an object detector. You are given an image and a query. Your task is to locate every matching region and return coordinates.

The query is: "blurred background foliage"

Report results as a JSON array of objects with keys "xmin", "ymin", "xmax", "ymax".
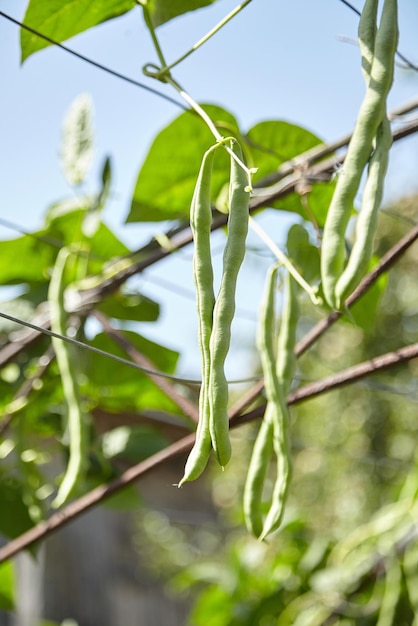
[{"xmin": 134, "ymin": 195, "xmax": 418, "ymax": 625}]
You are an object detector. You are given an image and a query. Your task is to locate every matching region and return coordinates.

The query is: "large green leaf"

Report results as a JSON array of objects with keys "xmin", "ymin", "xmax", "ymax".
[
  {"xmin": 247, "ymin": 121, "xmax": 322, "ymax": 180},
  {"xmin": 45, "ymin": 202, "xmax": 131, "ymax": 274},
  {"xmin": 246, "ymin": 121, "xmax": 334, "ymax": 228},
  {"xmin": 0, "ymin": 204, "xmax": 130, "ymax": 288},
  {"xmin": 147, "ymin": 0, "xmax": 218, "ymax": 27},
  {"xmin": 126, "ymin": 105, "xmax": 240, "ymax": 223},
  {"xmin": 21, "ymin": 0, "xmax": 136, "ymax": 62}
]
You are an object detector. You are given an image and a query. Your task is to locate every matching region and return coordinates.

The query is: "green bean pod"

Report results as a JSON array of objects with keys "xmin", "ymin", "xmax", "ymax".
[
  {"xmin": 244, "ymin": 267, "xmax": 297, "ymax": 539},
  {"xmin": 49, "ymin": 247, "xmax": 88, "ymax": 507},
  {"xmin": 209, "ymin": 141, "xmax": 250, "ymax": 467},
  {"xmin": 276, "ymin": 272, "xmax": 298, "ymax": 389},
  {"xmin": 259, "ymin": 271, "xmax": 297, "ymax": 541},
  {"xmin": 358, "ymin": 0, "xmax": 377, "ymax": 81},
  {"xmin": 320, "ymin": 0, "xmax": 398, "ymax": 309},
  {"xmin": 243, "ymin": 409, "xmax": 274, "ymax": 537},
  {"xmin": 178, "ymin": 148, "xmax": 216, "ymax": 486},
  {"xmin": 334, "ymin": 117, "xmax": 392, "ymax": 306},
  {"xmin": 244, "ymin": 266, "xmax": 279, "ymax": 537}
]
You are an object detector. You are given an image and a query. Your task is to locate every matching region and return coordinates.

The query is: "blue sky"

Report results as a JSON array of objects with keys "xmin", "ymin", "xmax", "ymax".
[{"xmin": 0, "ymin": 0, "xmax": 418, "ymax": 378}]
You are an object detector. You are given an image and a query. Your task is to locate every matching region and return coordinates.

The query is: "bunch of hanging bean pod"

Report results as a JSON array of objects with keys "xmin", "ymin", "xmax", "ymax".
[
  {"xmin": 179, "ymin": 139, "xmax": 250, "ymax": 486},
  {"xmin": 244, "ymin": 267, "xmax": 298, "ymax": 539},
  {"xmin": 321, "ymin": 0, "xmax": 398, "ymax": 310}
]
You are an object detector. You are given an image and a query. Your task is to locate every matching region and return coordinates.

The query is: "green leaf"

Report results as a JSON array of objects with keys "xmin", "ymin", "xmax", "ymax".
[
  {"xmin": 104, "ymin": 485, "xmax": 142, "ymax": 511},
  {"xmin": 0, "ymin": 474, "xmax": 35, "ymax": 539},
  {"xmin": 61, "ymin": 93, "xmax": 94, "ymax": 187},
  {"xmin": 247, "ymin": 121, "xmax": 322, "ymax": 179},
  {"xmin": 146, "ymin": 0, "xmax": 217, "ymax": 27},
  {"xmin": 86, "ymin": 331, "xmax": 181, "ymax": 414},
  {"xmin": 286, "ymin": 223, "xmax": 320, "ymax": 284},
  {"xmin": 45, "ymin": 203, "xmax": 131, "ymax": 266},
  {"xmin": 126, "ymin": 104, "xmax": 240, "ymax": 223},
  {"xmin": 274, "ymin": 178, "xmax": 336, "ymax": 229},
  {"xmin": 21, "ymin": 0, "xmax": 136, "ymax": 62},
  {"xmin": 102, "ymin": 425, "xmax": 169, "ymax": 463},
  {"xmin": 246, "ymin": 121, "xmax": 333, "ymax": 227},
  {"xmin": 0, "ymin": 561, "xmax": 15, "ymax": 611},
  {"xmin": 0, "ymin": 234, "xmax": 56, "ymax": 285},
  {"xmin": 96, "ymin": 291, "xmax": 160, "ymax": 323},
  {"xmin": 0, "ymin": 298, "xmax": 35, "ymax": 335},
  {"xmin": 346, "ymin": 256, "xmax": 388, "ymax": 333},
  {"xmin": 101, "ymin": 156, "xmax": 112, "ymax": 190}
]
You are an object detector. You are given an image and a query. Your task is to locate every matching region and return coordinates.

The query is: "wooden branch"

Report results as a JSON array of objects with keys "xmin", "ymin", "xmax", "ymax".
[
  {"xmin": 229, "ymin": 219, "xmax": 418, "ymax": 419},
  {"xmin": 0, "ymin": 434, "xmax": 195, "ymax": 564},
  {"xmin": 0, "ymin": 107, "xmax": 417, "ymax": 370},
  {"xmin": 2, "ymin": 338, "xmax": 418, "ymax": 563}
]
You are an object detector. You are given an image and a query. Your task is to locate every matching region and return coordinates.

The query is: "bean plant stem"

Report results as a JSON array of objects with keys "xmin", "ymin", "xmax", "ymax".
[
  {"xmin": 248, "ymin": 216, "xmax": 320, "ymax": 305},
  {"xmin": 159, "ymin": 0, "xmax": 253, "ymax": 75}
]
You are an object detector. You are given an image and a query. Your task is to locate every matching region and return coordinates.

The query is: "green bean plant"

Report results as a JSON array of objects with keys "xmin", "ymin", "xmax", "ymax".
[{"xmin": 1, "ymin": 0, "xmax": 418, "ymax": 624}]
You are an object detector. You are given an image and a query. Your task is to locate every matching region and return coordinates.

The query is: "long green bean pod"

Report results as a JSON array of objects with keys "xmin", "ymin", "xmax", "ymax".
[
  {"xmin": 320, "ymin": 0, "xmax": 398, "ymax": 309},
  {"xmin": 335, "ymin": 117, "xmax": 392, "ymax": 305},
  {"xmin": 178, "ymin": 148, "xmax": 216, "ymax": 486},
  {"xmin": 49, "ymin": 247, "xmax": 88, "ymax": 507},
  {"xmin": 244, "ymin": 267, "xmax": 298, "ymax": 539},
  {"xmin": 276, "ymin": 272, "xmax": 298, "ymax": 389},
  {"xmin": 243, "ymin": 410, "xmax": 274, "ymax": 537},
  {"xmin": 208, "ymin": 140, "xmax": 250, "ymax": 467},
  {"xmin": 259, "ymin": 271, "xmax": 297, "ymax": 541}
]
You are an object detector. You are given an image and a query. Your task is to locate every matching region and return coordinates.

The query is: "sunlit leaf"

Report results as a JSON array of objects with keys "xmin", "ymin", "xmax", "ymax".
[
  {"xmin": 21, "ymin": 0, "xmax": 136, "ymax": 62},
  {"xmin": 147, "ymin": 0, "xmax": 218, "ymax": 27},
  {"xmin": 127, "ymin": 105, "xmax": 240, "ymax": 222},
  {"xmin": 247, "ymin": 121, "xmax": 333, "ymax": 227}
]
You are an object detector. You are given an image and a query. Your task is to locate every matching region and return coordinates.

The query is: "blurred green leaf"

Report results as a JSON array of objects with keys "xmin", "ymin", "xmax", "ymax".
[
  {"xmin": 126, "ymin": 105, "xmax": 240, "ymax": 222},
  {"xmin": 286, "ymin": 223, "xmax": 320, "ymax": 284},
  {"xmin": 96, "ymin": 290, "xmax": 160, "ymax": 322},
  {"xmin": 21, "ymin": 0, "xmax": 135, "ymax": 62},
  {"xmin": 0, "ymin": 474, "xmax": 35, "ymax": 539},
  {"xmin": 345, "ymin": 256, "xmax": 388, "ymax": 333},
  {"xmin": 102, "ymin": 425, "xmax": 169, "ymax": 463},
  {"xmin": 0, "ymin": 298, "xmax": 35, "ymax": 334},
  {"xmin": 190, "ymin": 586, "xmax": 235, "ymax": 626},
  {"xmin": 86, "ymin": 331, "xmax": 181, "ymax": 414},
  {"xmin": 0, "ymin": 561, "xmax": 15, "ymax": 611},
  {"xmin": 104, "ymin": 485, "xmax": 142, "ymax": 511},
  {"xmin": 0, "ymin": 234, "xmax": 56, "ymax": 285}
]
